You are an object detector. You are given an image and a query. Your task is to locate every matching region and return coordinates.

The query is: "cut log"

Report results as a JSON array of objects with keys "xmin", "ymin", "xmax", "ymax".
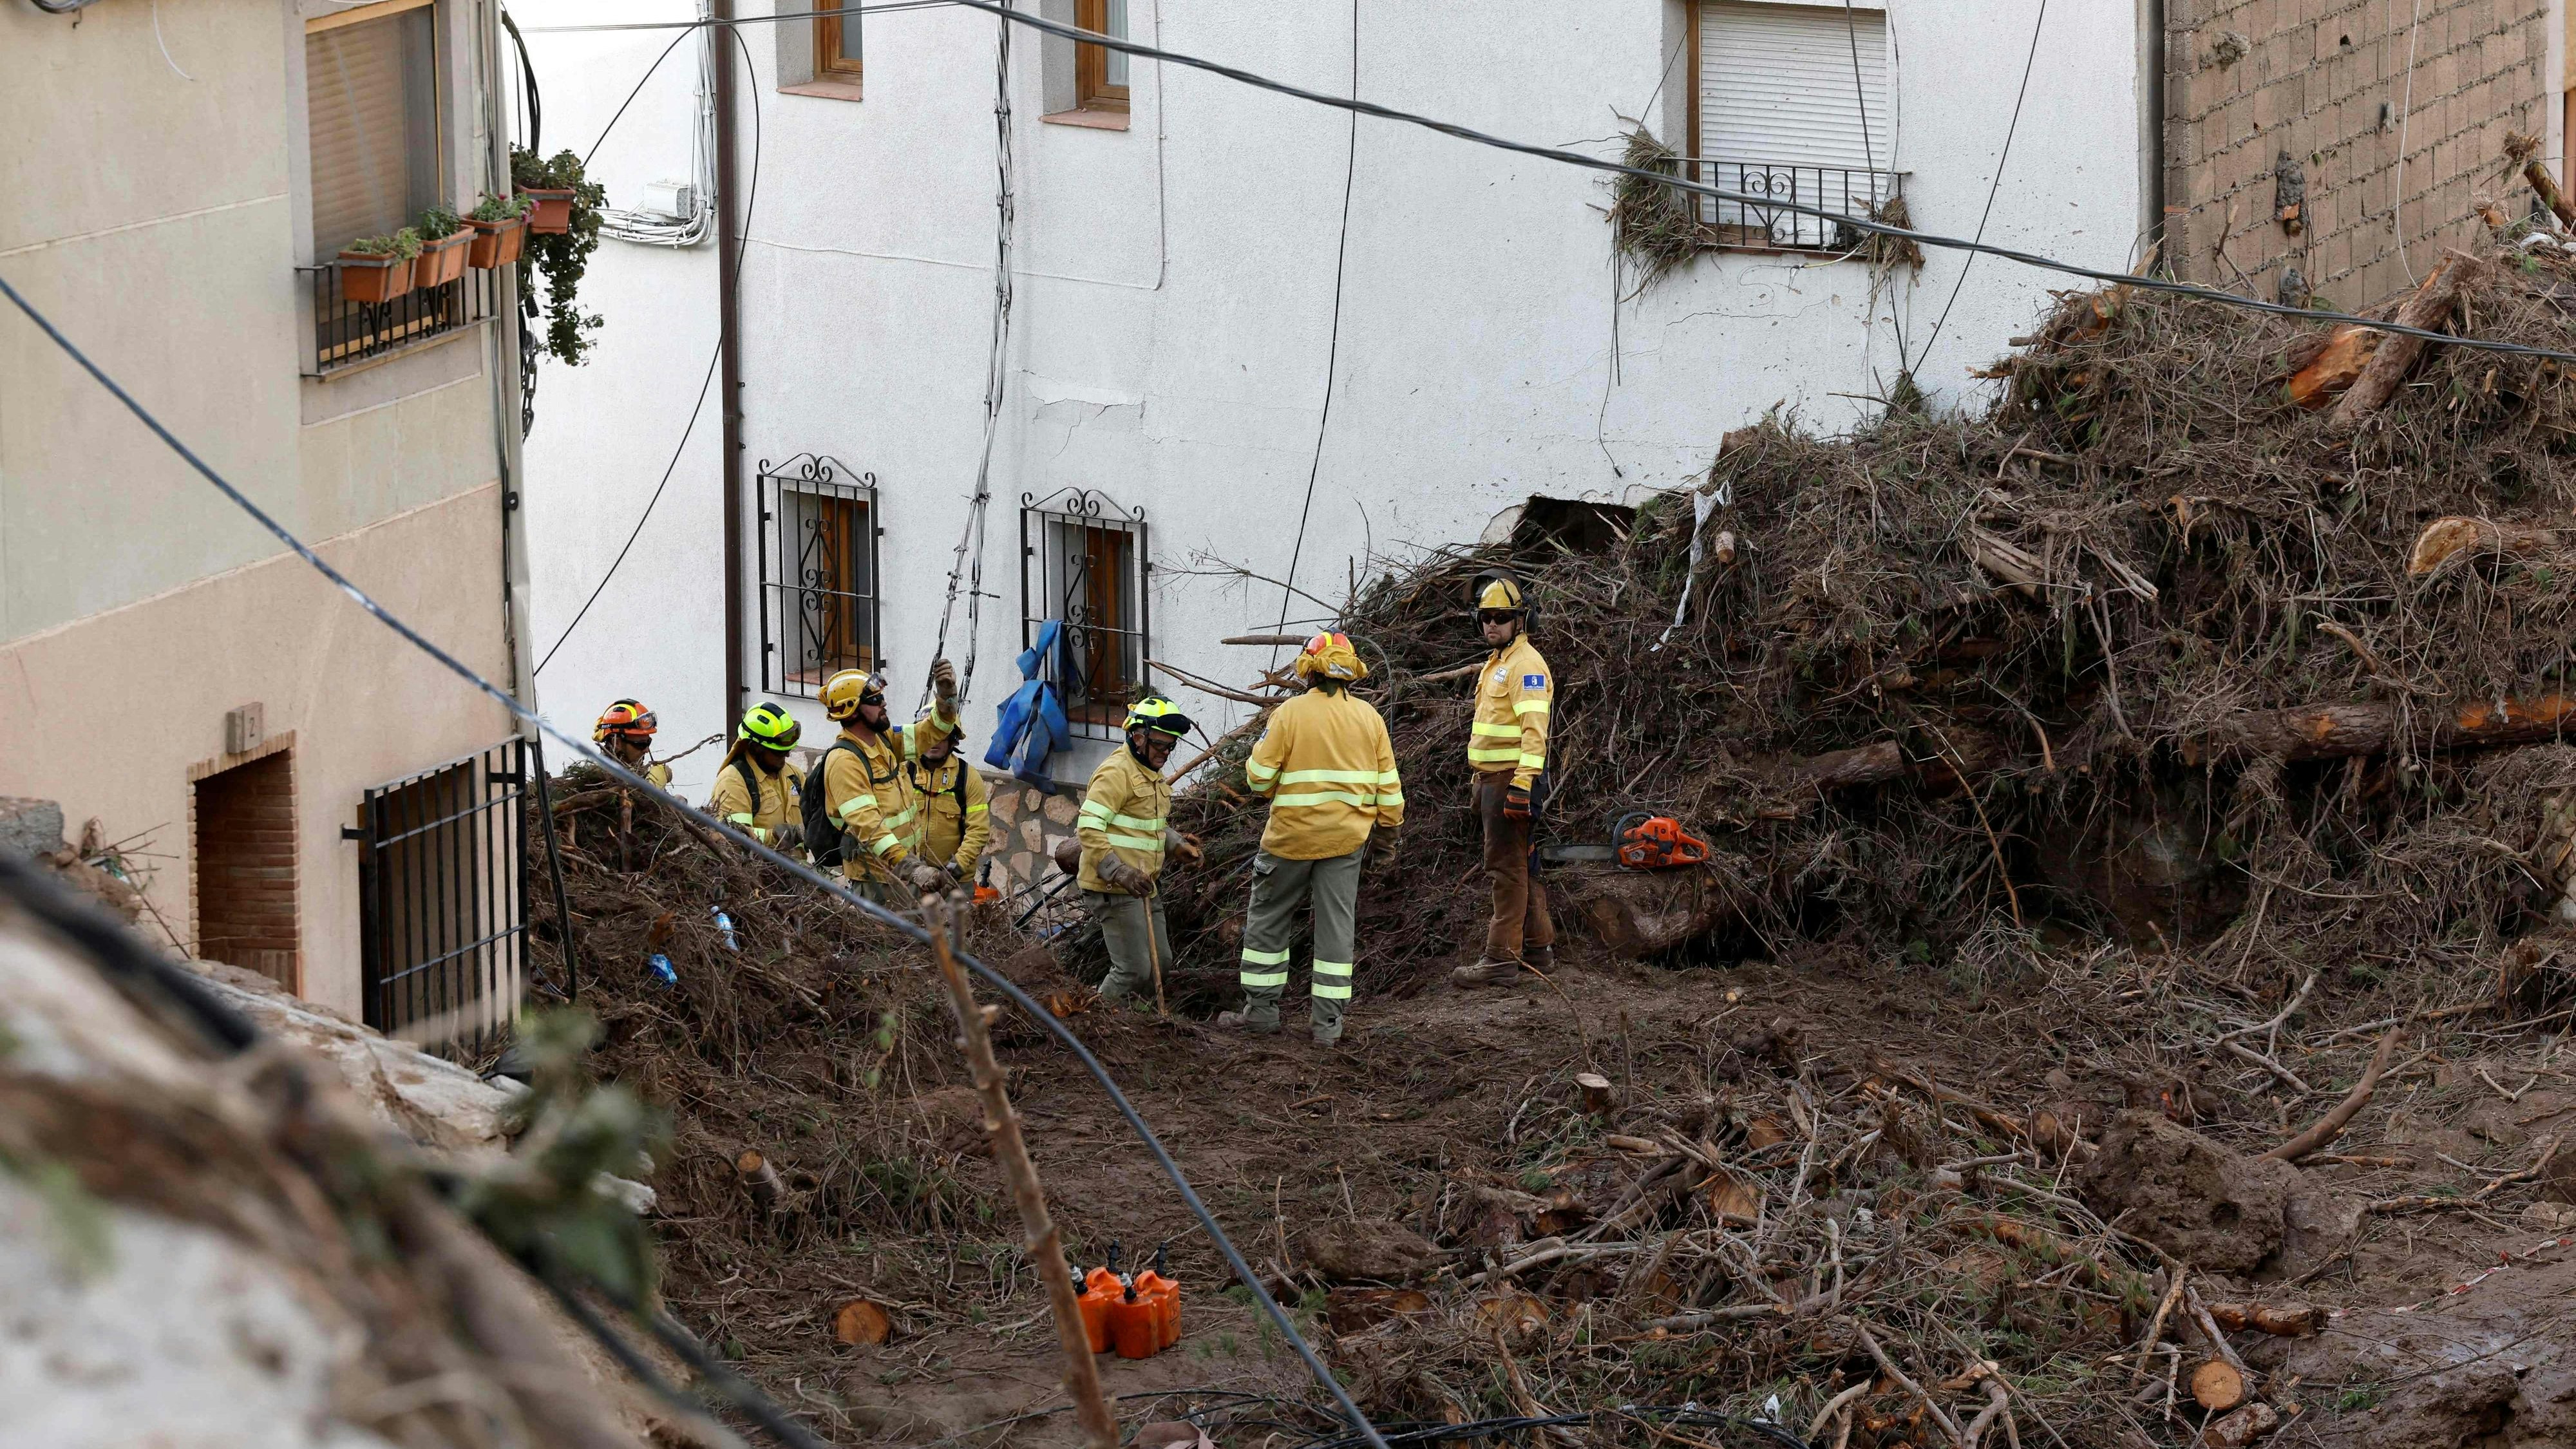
[
  {"xmin": 2193, "ymin": 695, "xmax": 2576, "ymax": 764},
  {"xmin": 2332, "ymin": 256, "xmax": 2477, "ymax": 427},
  {"xmin": 2285, "ymin": 325, "xmax": 2378, "ymax": 408},
  {"xmin": 2190, "ymin": 1359, "xmax": 2248, "ymax": 1412},
  {"xmin": 1220, "ymin": 634, "xmax": 1310, "ymax": 647},
  {"xmin": 2201, "ymin": 1402, "xmax": 2279, "ymax": 1449},
  {"xmin": 2405, "ymin": 516, "xmax": 2566, "ymax": 577},
  {"xmin": 831, "ymin": 1298, "xmax": 893, "ymax": 1347},
  {"xmin": 1574, "ymin": 1072, "xmax": 1616, "ymax": 1115},
  {"xmin": 735, "ymin": 1148, "xmax": 787, "ymax": 1218},
  {"xmin": 2526, "ymin": 158, "xmax": 2576, "ymax": 229}
]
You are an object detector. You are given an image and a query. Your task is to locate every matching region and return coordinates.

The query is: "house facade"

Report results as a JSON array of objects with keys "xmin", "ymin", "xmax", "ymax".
[
  {"xmin": 3, "ymin": 0, "xmax": 535, "ymax": 1039},
  {"xmin": 531, "ymin": 1, "xmax": 2481, "ymax": 805}
]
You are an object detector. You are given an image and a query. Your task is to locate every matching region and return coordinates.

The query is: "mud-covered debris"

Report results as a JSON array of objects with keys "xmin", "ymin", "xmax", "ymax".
[
  {"xmin": 1300, "ymin": 1218, "xmax": 1441, "ymax": 1282},
  {"xmin": 2078, "ymin": 1109, "xmax": 2300, "ymax": 1271}
]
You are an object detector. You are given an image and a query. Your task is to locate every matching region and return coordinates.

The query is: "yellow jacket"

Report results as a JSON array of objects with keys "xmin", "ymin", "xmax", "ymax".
[
  {"xmin": 817, "ymin": 705, "xmax": 958, "ymax": 880},
  {"xmin": 705, "ymin": 755, "xmax": 804, "ymax": 846},
  {"xmin": 1468, "ymin": 634, "xmax": 1552, "ymax": 789},
  {"xmin": 907, "ymin": 753, "xmax": 993, "ymax": 876},
  {"xmin": 1244, "ymin": 687, "xmax": 1403, "ymax": 860},
  {"xmin": 1076, "ymin": 746, "xmax": 1172, "ymax": 895}
]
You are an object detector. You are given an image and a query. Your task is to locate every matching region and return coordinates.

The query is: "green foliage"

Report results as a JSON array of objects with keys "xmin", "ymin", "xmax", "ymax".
[
  {"xmin": 512, "ymin": 146, "xmax": 607, "ymax": 366},
  {"xmin": 417, "ymin": 204, "xmax": 463, "ymax": 241},
  {"xmin": 468, "ymin": 191, "xmax": 531, "ymax": 223},
  {"xmin": 344, "ymin": 227, "xmax": 423, "ymax": 260},
  {"xmin": 0, "ymin": 1147, "xmax": 113, "ymax": 1278}
]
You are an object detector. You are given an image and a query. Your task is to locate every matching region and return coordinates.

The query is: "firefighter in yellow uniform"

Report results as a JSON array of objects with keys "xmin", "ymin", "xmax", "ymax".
[
  {"xmin": 704, "ymin": 703, "xmax": 806, "ymax": 850},
  {"xmin": 817, "ymin": 659, "xmax": 960, "ymax": 901},
  {"xmin": 907, "ymin": 723, "xmax": 993, "ymax": 887},
  {"xmin": 1077, "ymin": 697, "xmax": 1200, "ymax": 1005},
  {"xmin": 1216, "ymin": 632, "xmax": 1402, "ymax": 1045},
  {"xmin": 1454, "ymin": 573, "xmax": 1557, "ymax": 986},
  {"xmin": 593, "ymin": 699, "xmax": 673, "ymax": 789}
]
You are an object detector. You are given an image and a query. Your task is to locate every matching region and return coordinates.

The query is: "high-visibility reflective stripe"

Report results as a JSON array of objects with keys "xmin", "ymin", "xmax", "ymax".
[
  {"xmin": 1240, "ymin": 946, "xmax": 1291, "ymax": 965},
  {"xmin": 750, "ymin": 826, "xmax": 772, "ymax": 843},
  {"xmin": 837, "ymin": 797, "xmax": 867, "ymax": 820},
  {"xmin": 1519, "ymin": 753, "xmax": 1547, "ymax": 770},
  {"xmin": 1514, "ymin": 699, "xmax": 1550, "ymax": 715},
  {"xmin": 883, "ymin": 805, "xmax": 918, "ymax": 828},
  {"xmin": 1471, "ymin": 722, "xmax": 1521, "ymax": 737},
  {"xmin": 726, "ymin": 812, "xmax": 756, "ymax": 826},
  {"xmin": 1278, "ymin": 768, "xmax": 1380, "ymax": 784},
  {"xmin": 1376, "ymin": 772, "xmax": 1403, "ymax": 786},
  {"xmin": 1105, "ymin": 832, "xmax": 1164, "ymax": 851},
  {"xmin": 1311, "ymin": 960, "xmax": 1352, "ymax": 976},
  {"xmin": 1106, "ymin": 811, "xmax": 1165, "ymax": 831},
  {"xmin": 1469, "ymin": 746, "xmax": 1523, "ymax": 762},
  {"xmin": 1245, "ymin": 759, "xmax": 1280, "ymax": 783},
  {"xmin": 965, "ymin": 802, "xmax": 989, "ymax": 816},
  {"xmin": 1310, "ymin": 974, "xmax": 1353, "ymax": 1000},
  {"xmin": 1273, "ymin": 791, "xmax": 1378, "ymax": 808},
  {"xmin": 1078, "ymin": 799, "xmax": 1112, "ymax": 817},
  {"xmin": 870, "ymin": 834, "xmax": 902, "ymax": 857},
  {"xmin": 1240, "ymin": 970, "xmax": 1290, "ymax": 989},
  {"xmin": 1378, "ymin": 793, "xmax": 1405, "ymax": 808}
]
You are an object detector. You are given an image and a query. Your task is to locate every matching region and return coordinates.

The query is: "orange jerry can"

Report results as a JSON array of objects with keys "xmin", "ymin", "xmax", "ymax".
[
  {"xmin": 1077, "ymin": 1243, "xmax": 1123, "ymax": 1354},
  {"xmin": 1133, "ymin": 1242, "xmax": 1180, "ymax": 1350},
  {"xmin": 1108, "ymin": 1282, "xmax": 1159, "ymax": 1359}
]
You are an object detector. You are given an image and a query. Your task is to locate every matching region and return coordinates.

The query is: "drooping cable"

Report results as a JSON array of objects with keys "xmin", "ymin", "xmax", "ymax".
[
  {"xmin": 0, "ymin": 266, "xmax": 1390, "ymax": 1449},
  {"xmin": 534, "ymin": 23, "xmax": 761, "ymax": 676},
  {"xmin": 1911, "ymin": 0, "xmax": 2048, "ymax": 374},
  {"xmin": 923, "ymin": 0, "xmax": 1018, "ymax": 714},
  {"xmin": 1266, "ymin": 0, "xmax": 1359, "ymax": 673}
]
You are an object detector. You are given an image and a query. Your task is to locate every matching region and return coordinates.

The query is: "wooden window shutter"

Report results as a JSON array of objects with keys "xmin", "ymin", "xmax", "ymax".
[{"xmin": 306, "ymin": 3, "xmax": 440, "ymax": 256}]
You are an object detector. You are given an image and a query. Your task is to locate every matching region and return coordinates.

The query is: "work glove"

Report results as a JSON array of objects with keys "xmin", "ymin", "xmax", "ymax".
[
  {"xmin": 777, "ymin": 821, "xmax": 807, "ymax": 855},
  {"xmin": 909, "ymin": 862, "xmax": 949, "ymax": 895},
  {"xmin": 1503, "ymin": 784, "xmax": 1533, "ymax": 822},
  {"xmin": 1164, "ymin": 828, "xmax": 1203, "ymax": 867},
  {"xmin": 931, "ymin": 657, "xmax": 958, "ymax": 705},
  {"xmin": 943, "ymin": 860, "xmax": 968, "ymax": 884},
  {"xmin": 1051, "ymin": 837, "xmax": 1084, "ymax": 876},
  {"xmin": 1100, "ymin": 857, "xmax": 1155, "ymax": 896}
]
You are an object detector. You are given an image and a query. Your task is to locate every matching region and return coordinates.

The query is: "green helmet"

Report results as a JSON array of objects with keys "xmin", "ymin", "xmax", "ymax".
[
  {"xmin": 1122, "ymin": 696, "xmax": 1193, "ymax": 738},
  {"xmin": 737, "ymin": 702, "xmax": 802, "ymax": 750}
]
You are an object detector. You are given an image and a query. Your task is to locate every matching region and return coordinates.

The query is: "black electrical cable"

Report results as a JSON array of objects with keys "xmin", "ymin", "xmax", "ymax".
[
  {"xmin": 1267, "ymin": 0, "xmax": 1359, "ymax": 668},
  {"xmin": 534, "ymin": 21, "xmax": 761, "ymax": 677},
  {"xmin": 0, "ymin": 267, "xmax": 1390, "ymax": 1449},
  {"xmin": 502, "ymin": 8, "xmax": 542, "ymax": 153},
  {"xmin": 578, "ymin": 21, "xmax": 696, "ymax": 169},
  {"xmin": 1912, "ymin": 0, "xmax": 2049, "ymax": 374},
  {"xmin": 519, "ymin": 0, "xmax": 958, "ymax": 32}
]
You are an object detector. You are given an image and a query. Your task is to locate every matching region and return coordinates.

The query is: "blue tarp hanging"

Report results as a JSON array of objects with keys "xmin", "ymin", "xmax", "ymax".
[{"xmin": 986, "ymin": 620, "xmax": 1072, "ymax": 792}]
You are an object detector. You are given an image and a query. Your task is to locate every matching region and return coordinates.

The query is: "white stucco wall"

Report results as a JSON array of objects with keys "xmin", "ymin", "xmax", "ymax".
[{"xmin": 520, "ymin": 0, "xmax": 2139, "ymax": 798}]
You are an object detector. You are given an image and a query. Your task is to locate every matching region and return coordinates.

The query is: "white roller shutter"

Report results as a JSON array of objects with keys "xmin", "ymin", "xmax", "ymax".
[{"xmin": 1699, "ymin": 1, "xmax": 1889, "ymax": 171}]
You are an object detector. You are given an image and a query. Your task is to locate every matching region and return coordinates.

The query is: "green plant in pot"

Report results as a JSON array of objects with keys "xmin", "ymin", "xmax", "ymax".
[
  {"xmin": 511, "ymin": 147, "xmax": 606, "ymax": 368},
  {"xmin": 338, "ymin": 227, "xmax": 422, "ymax": 305},
  {"xmin": 465, "ymin": 191, "xmax": 533, "ymax": 270},
  {"xmin": 413, "ymin": 204, "xmax": 471, "ymax": 289}
]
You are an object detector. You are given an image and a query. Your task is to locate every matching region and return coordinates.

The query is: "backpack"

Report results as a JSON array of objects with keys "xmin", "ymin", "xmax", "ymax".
[{"xmin": 799, "ymin": 741, "xmax": 861, "ymax": 867}]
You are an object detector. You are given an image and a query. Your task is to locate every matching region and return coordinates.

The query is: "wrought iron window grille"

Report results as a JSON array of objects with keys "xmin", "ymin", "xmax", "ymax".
[
  {"xmin": 758, "ymin": 455, "xmax": 884, "ymax": 699},
  {"xmin": 1020, "ymin": 488, "xmax": 1150, "ymax": 743},
  {"xmin": 1685, "ymin": 159, "xmax": 1907, "ymax": 256},
  {"xmin": 298, "ymin": 261, "xmax": 500, "ymax": 377},
  {"xmin": 352, "ymin": 739, "xmax": 530, "ymax": 1052}
]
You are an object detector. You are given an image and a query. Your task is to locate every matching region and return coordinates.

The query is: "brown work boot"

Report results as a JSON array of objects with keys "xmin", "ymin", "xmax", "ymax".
[
  {"xmin": 1452, "ymin": 956, "xmax": 1526, "ymax": 988},
  {"xmin": 1213, "ymin": 1010, "xmax": 1280, "ymax": 1035},
  {"xmin": 1524, "ymin": 945, "xmax": 1555, "ymax": 972}
]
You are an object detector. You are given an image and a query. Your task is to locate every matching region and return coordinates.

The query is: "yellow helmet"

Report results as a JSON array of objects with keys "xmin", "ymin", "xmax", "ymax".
[
  {"xmin": 737, "ymin": 702, "xmax": 802, "ymax": 750},
  {"xmin": 1293, "ymin": 630, "xmax": 1368, "ymax": 683},
  {"xmin": 820, "ymin": 668, "xmax": 886, "ymax": 721},
  {"xmin": 1475, "ymin": 574, "xmax": 1526, "ymax": 613},
  {"xmin": 1122, "ymin": 696, "xmax": 1195, "ymax": 738}
]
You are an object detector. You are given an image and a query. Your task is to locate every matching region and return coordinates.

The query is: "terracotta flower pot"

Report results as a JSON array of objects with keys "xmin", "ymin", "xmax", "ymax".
[
  {"xmin": 336, "ymin": 251, "xmax": 415, "ymax": 305},
  {"xmin": 412, "ymin": 230, "xmax": 471, "ymax": 290},
  {"xmin": 517, "ymin": 186, "xmax": 576, "ymax": 234},
  {"xmin": 464, "ymin": 213, "xmax": 528, "ymax": 269}
]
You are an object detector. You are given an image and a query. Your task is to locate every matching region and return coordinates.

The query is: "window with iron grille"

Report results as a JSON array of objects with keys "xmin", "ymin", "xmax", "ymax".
[
  {"xmin": 352, "ymin": 739, "xmax": 529, "ymax": 1052},
  {"xmin": 759, "ymin": 455, "xmax": 882, "ymax": 697},
  {"xmin": 1689, "ymin": 0, "xmax": 1904, "ymax": 253},
  {"xmin": 1021, "ymin": 488, "xmax": 1149, "ymax": 741}
]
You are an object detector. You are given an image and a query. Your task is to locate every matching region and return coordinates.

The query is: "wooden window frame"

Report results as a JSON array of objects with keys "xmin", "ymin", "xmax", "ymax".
[
  {"xmin": 815, "ymin": 0, "xmax": 864, "ymax": 89},
  {"xmin": 1074, "ymin": 0, "xmax": 1129, "ymax": 114}
]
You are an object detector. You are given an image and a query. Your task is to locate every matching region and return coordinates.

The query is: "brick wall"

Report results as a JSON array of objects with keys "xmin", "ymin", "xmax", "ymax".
[
  {"xmin": 190, "ymin": 739, "xmax": 299, "ymax": 989},
  {"xmin": 2164, "ymin": 0, "xmax": 2548, "ymax": 312}
]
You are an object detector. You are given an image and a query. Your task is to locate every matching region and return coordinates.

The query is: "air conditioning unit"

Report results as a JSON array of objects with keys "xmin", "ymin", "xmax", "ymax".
[{"xmin": 635, "ymin": 178, "xmax": 696, "ymax": 220}]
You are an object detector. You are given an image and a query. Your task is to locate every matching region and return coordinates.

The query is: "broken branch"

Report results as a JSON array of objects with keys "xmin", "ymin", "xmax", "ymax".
[{"xmin": 2265, "ymin": 1018, "xmax": 2403, "ymax": 1162}]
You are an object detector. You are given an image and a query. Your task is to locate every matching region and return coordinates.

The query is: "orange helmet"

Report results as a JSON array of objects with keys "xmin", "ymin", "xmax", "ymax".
[
  {"xmin": 592, "ymin": 699, "xmax": 658, "ymax": 747},
  {"xmin": 1293, "ymin": 631, "xmax": 1367, "ymax": 683}
]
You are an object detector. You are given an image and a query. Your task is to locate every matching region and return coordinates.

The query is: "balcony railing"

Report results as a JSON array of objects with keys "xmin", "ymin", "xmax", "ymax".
[
  {"xmin": 298, "ymin": 260, "xmax": 500, "ymax": 377},
  {"xmin": 1685, "ymin": 158, "xmax": 1906, "ymax": 255}
]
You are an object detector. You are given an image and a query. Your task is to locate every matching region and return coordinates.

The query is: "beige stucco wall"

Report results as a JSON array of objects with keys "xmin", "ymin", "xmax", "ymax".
[
  {"xmin": 0, "ymin": 484, "xmax": 516, "ymax": 1018},
  {"xmin": 2, "ymin": 0, "xmax": 520, "ymax": 1020}
]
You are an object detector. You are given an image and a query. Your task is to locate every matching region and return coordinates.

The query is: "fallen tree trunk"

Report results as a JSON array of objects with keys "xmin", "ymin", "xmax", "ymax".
[
  {"xmin": 2193, "ymin": 695, "xmax": 2576, "ymax": 763},
  {"xmin": 2526, "ymin": 158, "xmax": 2576, "ymax": 230},
  {"xmin": 2332, "ymin": 256, "xmax": 2476, "ymax": 427},
  {"xmin": 2285, "ymin": 325, "xmax": 2378, "ymax": 409},
  {"xmin": 2405, "ymin": 516, "xmax": 2567, "ymax": 578}
]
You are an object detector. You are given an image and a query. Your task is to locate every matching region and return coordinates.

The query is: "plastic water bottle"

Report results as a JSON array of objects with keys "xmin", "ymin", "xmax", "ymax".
[
  {"xmin": 647, "ymin": 953, "xmax": 679, "ymax": 989},
  {"xmin": 711, "ymin": 907, "xmax": 738, "ymax": 951}
]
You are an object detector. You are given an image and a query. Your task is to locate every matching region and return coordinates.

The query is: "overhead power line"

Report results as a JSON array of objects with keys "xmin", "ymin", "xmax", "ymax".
[{"xmin": 0, "ymin": 267, "xmax": 1388, "ymax": 1449}]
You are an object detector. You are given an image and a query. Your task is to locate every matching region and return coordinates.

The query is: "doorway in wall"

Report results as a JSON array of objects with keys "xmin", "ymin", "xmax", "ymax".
[{"xmin": 192, "ymin": 744, "xmax": 301, "ymax": 989}]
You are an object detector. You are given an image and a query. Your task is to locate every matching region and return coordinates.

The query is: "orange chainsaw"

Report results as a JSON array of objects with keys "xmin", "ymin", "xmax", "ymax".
[{"xmin": 1540, "ymin": 813, "xmax": 1711, "ymax": 870}]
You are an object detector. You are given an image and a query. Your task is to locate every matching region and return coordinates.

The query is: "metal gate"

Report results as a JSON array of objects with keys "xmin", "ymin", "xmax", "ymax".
[{"xmin": 351, "ymin": 739, "xmax": 531, "ymax": 1049}]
